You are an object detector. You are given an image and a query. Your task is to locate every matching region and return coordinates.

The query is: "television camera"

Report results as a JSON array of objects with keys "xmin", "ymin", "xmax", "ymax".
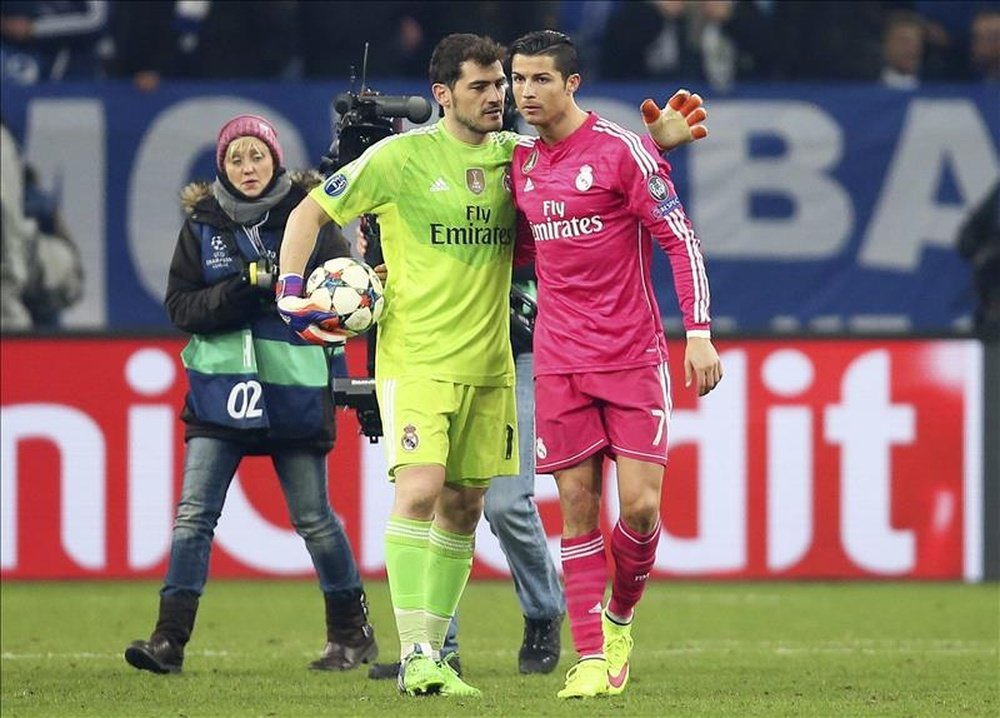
[{"xmin": 325, "ymin": 46, "xmax": 431, "ymax": 442}]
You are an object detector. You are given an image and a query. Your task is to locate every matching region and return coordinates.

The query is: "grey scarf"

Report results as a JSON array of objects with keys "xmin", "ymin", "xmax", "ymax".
[{"xmin": 212, "ymin": 171, "xmax": 292, "ymax": 225}]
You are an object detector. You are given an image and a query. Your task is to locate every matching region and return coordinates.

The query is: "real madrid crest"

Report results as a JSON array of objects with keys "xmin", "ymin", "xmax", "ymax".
[
  {"xmin": 575, "ymin": 164, "xmax": 593, "ymax": 191},
  {"xmin": 521, "ymin": 149, "xmax": 538, "ymax": 174},
  {"xmin": 401, "ymin": 424, "xmax": 420, "ymax": 452},
  {"xmin": 535, "ymin": 437, "xmax": 548, "ymax": 460}
]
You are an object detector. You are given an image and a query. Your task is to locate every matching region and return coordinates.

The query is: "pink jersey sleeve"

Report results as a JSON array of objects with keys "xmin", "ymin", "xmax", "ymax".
[
  {"xmin": 513, "ymin": 210, "xmax": 535, "ymax": 267},
  {"xmin": 623, "ymin": 136, "xmax": 711, "ymax": 333}
]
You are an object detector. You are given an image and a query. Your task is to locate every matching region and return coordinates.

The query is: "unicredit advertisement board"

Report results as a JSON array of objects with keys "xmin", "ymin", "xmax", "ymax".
[{"xmin": 0, "ymin": 336, "xmax": 983, "ymax": 581}]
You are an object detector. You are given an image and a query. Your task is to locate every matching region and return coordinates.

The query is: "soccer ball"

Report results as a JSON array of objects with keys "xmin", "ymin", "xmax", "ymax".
[{"xmin": 305, "ymin": 257, "xmax": 385, "ymax": 337}]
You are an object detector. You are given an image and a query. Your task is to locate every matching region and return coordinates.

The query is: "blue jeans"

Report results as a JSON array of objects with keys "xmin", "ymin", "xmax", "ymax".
[
  {"xmin": 162, "ymin": 437, "xmax": 362, "ymax": 598},
  {"xmin": 443, "ymin": 353, "xmax": 565, "ymax": 653}
]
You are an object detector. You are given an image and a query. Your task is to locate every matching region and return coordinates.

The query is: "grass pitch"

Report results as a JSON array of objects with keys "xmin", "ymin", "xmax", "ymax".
[{"xmin": 1, "ymin": 580, "xmax": 997, "ymax": 717}]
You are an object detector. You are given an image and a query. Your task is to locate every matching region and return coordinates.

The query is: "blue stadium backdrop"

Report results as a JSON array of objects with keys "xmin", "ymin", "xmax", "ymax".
[{"xmin": 1, "ymin": 80, "xmax": 997, "ymax": 333}]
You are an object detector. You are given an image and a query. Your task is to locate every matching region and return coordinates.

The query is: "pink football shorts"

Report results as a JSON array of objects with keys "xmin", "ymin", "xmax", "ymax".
[{"xmin": 534, "ymin": 363, "xmax": 672, "ymax": 474}]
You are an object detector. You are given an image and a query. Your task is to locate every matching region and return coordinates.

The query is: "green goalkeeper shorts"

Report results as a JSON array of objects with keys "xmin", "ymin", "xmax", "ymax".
[{"xmin": 376, "ymin": 375, "xmax": 518, "ymax": 486}]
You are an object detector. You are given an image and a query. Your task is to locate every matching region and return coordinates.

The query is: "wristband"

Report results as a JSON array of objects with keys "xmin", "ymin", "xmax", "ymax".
[{"xmin": 275, "ymin": 273, "xmax": 304, "ymax": 298}]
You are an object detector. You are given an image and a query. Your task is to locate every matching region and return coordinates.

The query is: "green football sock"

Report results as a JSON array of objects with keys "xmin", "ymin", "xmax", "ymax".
[
  {"xmin": 425, "ymin": 523, "xmax": 475, "ymax": 652},
  {"xmin": 385, "ymin": 515, "xmax": 432, "ymax": 656}
]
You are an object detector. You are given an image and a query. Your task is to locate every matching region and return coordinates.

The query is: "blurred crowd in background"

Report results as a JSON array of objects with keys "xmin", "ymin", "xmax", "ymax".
[{"xmin": 1, "ymin": 0, "xmax": 999, "ymax": 92}]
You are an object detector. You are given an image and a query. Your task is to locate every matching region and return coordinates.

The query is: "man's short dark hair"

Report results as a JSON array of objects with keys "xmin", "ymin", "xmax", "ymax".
[
  {"xmin": 508, "ymin": 30, "xmax": 579, "ymax": 79},
  {"xmin": 429, "ymin": 33, "xmax": 506, "ymax": 88}
]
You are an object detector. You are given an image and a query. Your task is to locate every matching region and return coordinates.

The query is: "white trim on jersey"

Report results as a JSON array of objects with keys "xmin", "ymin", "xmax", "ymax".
[
  {"xmin": 538, "ymin": 438, "xmax": 606, "ymax": 473},
  {"xmin": 592, "ymin": 119, "xmax": 659, "ymax": 176},
  {"xmin": 511, "ymin": 133, "xmax": 537, "ymax": 149},
  {"xmin": 659, "ymin": 361, "xmax": 673, "ymax": 418},
  {"xmin": 665, "ymin": 207, "xmax": 710, "ymax": 325}
]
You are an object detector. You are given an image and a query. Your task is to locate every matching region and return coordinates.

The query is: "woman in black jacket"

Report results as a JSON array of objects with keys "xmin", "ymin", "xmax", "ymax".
[{"xmin": 124, "ymin": 114, "xmax": 377, "ymax": 675}]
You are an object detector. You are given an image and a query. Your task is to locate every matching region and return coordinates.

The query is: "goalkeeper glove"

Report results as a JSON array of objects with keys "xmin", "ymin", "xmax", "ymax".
[
  {"xmin": 642, "ymin": 89, "xmax": 708, "ymax": 151},
  {"xmin": 275, "ymin": 273, "xmax": 346, "ymax": 346}
]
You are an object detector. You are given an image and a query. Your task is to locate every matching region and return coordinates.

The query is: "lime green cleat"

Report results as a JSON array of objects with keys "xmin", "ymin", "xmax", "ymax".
[
  {"xmin": 437, "ymin": 652, "xmax": 481, "ymax": 697},
  {"xmin": 556, "ymin": 658, "xmax": 609, "ymax": 699},
  {"xmin": 602, "ymin": 611, "xmax": 634, "ymax": 696},
  {"xmin": 397, "ymin": 646, "xmax": 445, "ymax": 696}
]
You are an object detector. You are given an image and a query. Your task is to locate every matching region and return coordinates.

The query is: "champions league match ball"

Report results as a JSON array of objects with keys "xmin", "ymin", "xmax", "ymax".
[{"xmin": 305, "ymin": 257, "xmax": 385, "ymax": 337}]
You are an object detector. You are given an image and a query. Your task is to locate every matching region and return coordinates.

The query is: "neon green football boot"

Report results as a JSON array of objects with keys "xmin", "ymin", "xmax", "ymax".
[
  {"xmin": 602, "ymin": 611, "xmax": 634, "ymax": 696},
  {"xmin": 397, "ymin": 645, "xmax": 445, "ymax": 696},
  {"xmin": 556, "ymin": 658, "xmax": 609, "ymax": 699},
  {"xmin": 437, "ymin": 652, "xmax": 481, "ymax": 697}
]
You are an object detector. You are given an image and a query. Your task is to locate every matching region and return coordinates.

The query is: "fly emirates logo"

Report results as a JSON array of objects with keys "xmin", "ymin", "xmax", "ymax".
[{"xmin": 529, "ymin": 200, "xmax": 604, "ymax": 242}]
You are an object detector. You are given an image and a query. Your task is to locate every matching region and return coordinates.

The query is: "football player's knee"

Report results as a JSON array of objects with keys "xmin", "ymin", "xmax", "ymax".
[{"xmin": 619, "ymin": 499, "xmax": 660, "ymax": 534}]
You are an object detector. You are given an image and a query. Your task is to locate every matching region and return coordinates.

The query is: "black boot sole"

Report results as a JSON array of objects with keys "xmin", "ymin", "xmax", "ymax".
[{"xmin": 124, "ymin": 646, "xmax": 181, "ymax": 674}]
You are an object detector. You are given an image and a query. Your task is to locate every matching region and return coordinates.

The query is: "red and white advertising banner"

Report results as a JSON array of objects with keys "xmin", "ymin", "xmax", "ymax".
[{"xmin": 0, "ymin": 337, "xmax": 983, "ymax": 581}]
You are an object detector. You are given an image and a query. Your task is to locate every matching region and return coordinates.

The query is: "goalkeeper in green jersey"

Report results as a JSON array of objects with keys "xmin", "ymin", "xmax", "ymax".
[
  {"xmin": 277, "ymin": 32, "xmax": 710, "ymax": 699},
  {"xmin": 279, "ymin": 33, "xmax": 520, "ymax": 698}
]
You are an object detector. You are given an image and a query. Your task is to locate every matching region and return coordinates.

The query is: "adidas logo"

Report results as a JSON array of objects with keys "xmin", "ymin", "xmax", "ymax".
[
  {"xmin": 524, "ymin": 178, "xmax": 535, "ymax": 192},
  {"xmin": 588, "ymin": 601, "xmax": 603, "ymax": 615},
  {"xmin": 429, "ymin": 177, "xmax": 450, "ymax": 192}
]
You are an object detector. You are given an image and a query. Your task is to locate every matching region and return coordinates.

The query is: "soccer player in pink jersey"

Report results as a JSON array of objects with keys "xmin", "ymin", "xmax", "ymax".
[{"xmin": 508, "ymin": 30, "xmax": 723, "ymax": 699}]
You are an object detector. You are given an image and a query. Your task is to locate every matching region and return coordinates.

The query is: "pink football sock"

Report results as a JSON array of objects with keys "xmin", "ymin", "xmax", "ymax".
[
  {"xmin": 607, "ymin": 518, "xmax": 661, "ymax": 622},
  {"xmin": 561, "ymin": 529, "xmax": 608, "ymax": 659}
]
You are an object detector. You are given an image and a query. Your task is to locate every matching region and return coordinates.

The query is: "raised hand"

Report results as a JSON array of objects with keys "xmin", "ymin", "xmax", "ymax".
[{"xmin": 641, "ymin": 89, "xmax": 709, "ymax": 151}]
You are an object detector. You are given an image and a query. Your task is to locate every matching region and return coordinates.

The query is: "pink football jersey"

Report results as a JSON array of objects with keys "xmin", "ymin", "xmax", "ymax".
[{"xmin": 512, "ymin": 112, "xmax": 711, "ymax": 376}]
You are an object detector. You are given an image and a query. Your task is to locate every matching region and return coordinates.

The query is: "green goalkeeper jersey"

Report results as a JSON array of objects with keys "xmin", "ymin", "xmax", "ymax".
[{"xmin": 310, "ymin": 121, "xmax": 521, "ymax": 386}]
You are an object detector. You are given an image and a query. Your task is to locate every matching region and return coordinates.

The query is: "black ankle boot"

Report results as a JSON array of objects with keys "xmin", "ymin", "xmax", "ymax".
[
  {"xmin": 519, "ymin": 614, "xmax": 562, "ymax": 674},
  {"xmin": 125, "ymin": 594, "xmax": 199, "ymax": 674},
  {"xmin": 310, "ymin": 589, "xmax": 378, "ymax": 671}
]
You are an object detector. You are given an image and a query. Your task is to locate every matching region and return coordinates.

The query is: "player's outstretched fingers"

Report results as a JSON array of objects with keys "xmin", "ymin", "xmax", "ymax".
[
  {"xmin": 667, "ymin": 89, "xmax": 690, "ymax": 111},
  {"xmin": 686, "ymin": 107, "xmax": 707, "ymax": 126},
  {"xmin": 640, "ymin": 98, "xmax": 661, "ymax": 124},
  {"xmin": 679, "ymin": 93, "xmax": 703, "ymax": 117}
]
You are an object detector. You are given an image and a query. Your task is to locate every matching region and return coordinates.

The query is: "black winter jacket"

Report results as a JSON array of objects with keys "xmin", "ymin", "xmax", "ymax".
[{"xmin": 165, "ymin": 172, "xmax": 350, "ymax": 452}]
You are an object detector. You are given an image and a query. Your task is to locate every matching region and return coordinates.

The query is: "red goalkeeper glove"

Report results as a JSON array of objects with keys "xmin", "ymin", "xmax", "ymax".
[{"xmin": 641, "ymin": 89, "xmax": 709, "ymax": 151}]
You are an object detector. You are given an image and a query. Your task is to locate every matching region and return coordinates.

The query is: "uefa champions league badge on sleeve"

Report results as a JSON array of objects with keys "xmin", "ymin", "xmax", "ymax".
[
  {"xmin": 324, "ymin": 174, "xmax": 348, "ymax": 197},
  {"xmin": 647, "ymin": 174, "xmax": 680, "ymax": 220},
  {"xmin": 646, "ymin": 175, "xmax": 670, "ymax": 201}
]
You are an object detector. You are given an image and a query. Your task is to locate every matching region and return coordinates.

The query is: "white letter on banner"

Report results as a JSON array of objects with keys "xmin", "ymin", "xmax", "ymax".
[
  {"xmin": 825, "ymin": 351, "xmax": 915, "ymax": 574},
  {"xmin": 860, "ymin": 99, "xmax": 999, "ymax": 270},
  {"xmin": 129, "ymin": 99, "xmax": 309, "ymax": 303},
  {"xmin": 125, "ymin": 348, "xmax": 177, "ymax": 570},
  {"xmin": 656, "ymin": 350, "xmax": 747, "ymax": 572},
  {"xmin": 0, "ymin": 405, "xmax": 106, "ymax": 570},
  {"xmin": 689, "ymin": 101, "xmax": 852, "ymax": 259},
  {"xmin": 23, "ymin": 99, "xmax": 106, "ymax": 328},
  {"xmin": 762, "ymin": 349, "xmax": 816, "ymax": 571}
]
